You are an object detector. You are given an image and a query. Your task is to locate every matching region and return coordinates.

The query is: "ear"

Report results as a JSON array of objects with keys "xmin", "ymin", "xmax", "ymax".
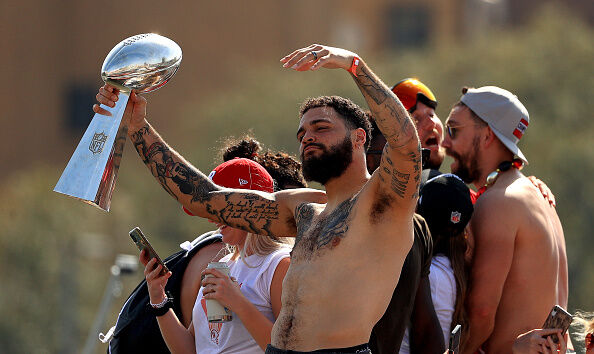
[
  {"xmin": 482, "ymin": 126, "xmax": 497, "ymax": 148},
  {"xmin": 353, "ymin": 128, "xmax": 367, "ymax": 148}
]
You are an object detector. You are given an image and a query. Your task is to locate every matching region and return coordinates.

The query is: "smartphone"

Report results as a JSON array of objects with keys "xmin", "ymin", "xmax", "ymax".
[
  {"xmin": 449, "ymin": 324, "xmax": 461, "ymax": 354},
  {"xmin": 129, "ymin": 227, "xmax": 169, "ymax": 275},
  {"xmin": 421, "ymin": 148, "xmax": 431, "ymax": 169},
  {"xmin": 542, "ymin": 305, "xmax": 573, "ymax": 344}
]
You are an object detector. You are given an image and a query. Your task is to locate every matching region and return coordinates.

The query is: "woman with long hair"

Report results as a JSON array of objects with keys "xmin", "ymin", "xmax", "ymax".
[
  {"xmin": 142, "ymin": 157, "xmax": 292, "ymax": 353},
  {"xmin": 415, "ymin": 173, "xmax": 474, "ymax": 352}
]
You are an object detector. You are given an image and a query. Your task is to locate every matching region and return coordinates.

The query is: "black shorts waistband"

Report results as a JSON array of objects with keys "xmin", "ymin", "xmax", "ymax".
[{"xmin": 265, "ymin": 343, "xmax": 371, "ymax": 354}]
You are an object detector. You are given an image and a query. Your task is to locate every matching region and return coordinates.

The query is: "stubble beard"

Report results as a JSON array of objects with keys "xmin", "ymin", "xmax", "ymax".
[
  {"xmin": 301, "ymin": 136, "xmax": 353, "ymax": 185},
  {"xmin": 449, "ymin": 136, "xmax": 481, "ymax": 184}
]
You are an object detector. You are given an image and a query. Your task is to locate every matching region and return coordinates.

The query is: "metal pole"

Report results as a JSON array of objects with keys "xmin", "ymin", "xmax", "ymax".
[
  {"xmin": 81, "ymin": 254, "xmax": 137, "ymax": 354},
  {"xmin": 81, "ymin": 265, "xmax": 121, "ymax": 354}
]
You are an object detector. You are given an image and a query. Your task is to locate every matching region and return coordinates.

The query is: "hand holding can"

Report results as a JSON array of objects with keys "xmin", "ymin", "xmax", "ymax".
[{"xmin": 203, "ymin": 262, "xmax": 233, "ymax": 322}]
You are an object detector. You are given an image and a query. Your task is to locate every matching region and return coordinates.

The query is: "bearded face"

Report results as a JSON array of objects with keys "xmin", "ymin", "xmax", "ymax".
[
  {"xmin": 301, "ymin": 134, "xmax": 353, "ymax": 185},
  {"xmin": 447, "ymin": 135, "xmax": 482, "ymax": 184}
]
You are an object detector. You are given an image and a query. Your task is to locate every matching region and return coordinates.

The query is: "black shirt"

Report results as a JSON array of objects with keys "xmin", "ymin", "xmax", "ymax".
[{"xmin": 368, "ymin": 214, "xmax": 433, "ymax": 354}]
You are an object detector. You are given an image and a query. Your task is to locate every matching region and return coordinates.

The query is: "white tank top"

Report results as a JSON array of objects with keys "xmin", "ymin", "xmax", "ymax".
[
  {"xmin": 193, "ymin": 247, "xmax": 290, "ymax": 353},
  {"xmin": 399, "ymin": 255, "xmax": 456, "ymax": 354}
]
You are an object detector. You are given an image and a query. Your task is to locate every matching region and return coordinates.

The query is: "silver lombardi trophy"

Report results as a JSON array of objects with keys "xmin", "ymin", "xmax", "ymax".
[{"xmin": 54, "ymin": 33, "xmax": 182, "ymax": 211}]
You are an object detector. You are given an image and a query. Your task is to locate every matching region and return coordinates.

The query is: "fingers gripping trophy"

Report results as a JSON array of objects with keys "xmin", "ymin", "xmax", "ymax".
[{"xmin": 54, "ymin": 33, "xmax": 182, "ymax": 211}]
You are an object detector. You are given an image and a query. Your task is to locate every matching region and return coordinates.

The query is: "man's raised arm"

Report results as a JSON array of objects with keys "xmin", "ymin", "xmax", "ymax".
[
  {"xmin": 351, "ymin": 57, "xmax": 421, "ymax": 204},
  {"xmin": 281, "ymin": 44, "xmax": 421, "ymax": 204},
  {"xmin": 93, "ymin": 85, "xmax": 319, "ymax": 237}
]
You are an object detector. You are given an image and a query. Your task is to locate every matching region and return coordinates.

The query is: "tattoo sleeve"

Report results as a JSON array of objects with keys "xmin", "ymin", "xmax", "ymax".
[
  {"xmin": 130, "ymin": 124, "xmax": 216, "ymax": 201},
  {"xmin": 352, "ymin": 60, "xmax": 421, "ymax": 200},
  {"xmin": 128, "ymin": 123, "xmax": 289, "ymax": 236},
  {"xmin": 353, "ymin": 63, "xmax": 417, "ymax": 149}
]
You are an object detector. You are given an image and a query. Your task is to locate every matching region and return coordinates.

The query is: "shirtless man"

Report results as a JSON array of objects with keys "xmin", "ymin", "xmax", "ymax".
[
  {"xmin": 94, "ymin": 44, "xmax": 420, "ymax": 353},
  {"xmin": 439, "ymin": 86, "xmax": 568, "ymax": 353}
]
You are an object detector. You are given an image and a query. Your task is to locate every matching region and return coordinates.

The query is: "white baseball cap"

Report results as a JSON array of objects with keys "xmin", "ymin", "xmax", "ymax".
[{"xmin": 461, "ymin": 86, "xmax": 530, "ymax": 164}]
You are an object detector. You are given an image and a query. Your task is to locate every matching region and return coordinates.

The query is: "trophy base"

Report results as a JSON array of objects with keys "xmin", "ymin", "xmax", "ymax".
[{"xmin": 54, "ymin": 92, "xmax": 130, "ymax": 212}]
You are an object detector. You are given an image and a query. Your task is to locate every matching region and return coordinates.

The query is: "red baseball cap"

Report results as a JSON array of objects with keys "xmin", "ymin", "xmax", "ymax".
[
  {"xmin": 209, "ymin": 158, "xmax": 274, "ymax": 192},
  {"xmin": 183, "ymin": 158, "xmax": 274, "ymax": 216}
]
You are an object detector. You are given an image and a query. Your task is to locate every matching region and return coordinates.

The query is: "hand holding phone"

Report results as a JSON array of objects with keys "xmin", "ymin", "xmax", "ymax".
[
  {"xmin": 129, "ymin": 227, "xmax": 169, "ymax": 276},
  {"xmin": 541, "ymin": 305, "xmax": 573, "ymax": 344}
]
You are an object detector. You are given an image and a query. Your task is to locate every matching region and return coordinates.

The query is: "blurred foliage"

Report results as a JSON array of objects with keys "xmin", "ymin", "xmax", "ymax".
[{"xmin": 0, "ymin": 4, "xmax": 592, "ymax": 353}]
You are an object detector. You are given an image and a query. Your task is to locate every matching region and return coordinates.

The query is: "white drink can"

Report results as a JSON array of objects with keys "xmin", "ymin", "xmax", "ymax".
[{"xmin": 205, "ymin": 262, "xmax": 233, "ymax": 322}]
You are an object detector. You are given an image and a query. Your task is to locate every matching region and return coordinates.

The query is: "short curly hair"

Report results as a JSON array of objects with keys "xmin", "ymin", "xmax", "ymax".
[
  {"xmin": 299, "ymin": 96, "xmax": 373, "ymax": 151},
  {"xmin": 220, "ymin": 135, "xmax": 307, "ymax": 190}
]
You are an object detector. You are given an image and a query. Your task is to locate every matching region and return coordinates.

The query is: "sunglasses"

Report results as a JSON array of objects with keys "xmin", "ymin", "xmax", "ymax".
[{"xmin": 446, "ymin": 124, "xmax": 480, "ymax": 139}]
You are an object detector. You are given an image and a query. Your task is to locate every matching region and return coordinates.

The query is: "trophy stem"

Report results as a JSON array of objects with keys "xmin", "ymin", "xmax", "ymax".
[{"xmin": 54, "ymin": 92, "xmax": 130, "ymax": 211}]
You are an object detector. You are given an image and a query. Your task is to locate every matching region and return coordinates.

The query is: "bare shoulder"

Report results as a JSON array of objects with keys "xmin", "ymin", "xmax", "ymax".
[
  {"xmin": 183, "ymin": 242, "xmax": 226, "ymax": 285},
  {"xmin": 189, "ymin": 242, "xmax": 225, "ymax": 267},
  {"xmin": 276, "ymin": 256, "xmax": 291, "ymax": 271},
  {"xmin": 275, "ymin": 187, "xmax": 327, "ymax": 210},
  {"xmin": 476, "ymin": 174, "xmax": 535, "ymax": 210},
  {"xmin": 271, "ymin": 256, "xmax": 291, "ymax": 280},
  {"xmin": 472, "ymin": 175, "xmax": 536, "ymax": 241}
]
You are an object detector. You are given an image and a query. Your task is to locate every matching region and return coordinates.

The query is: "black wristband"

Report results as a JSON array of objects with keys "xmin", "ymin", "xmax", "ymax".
[{"xmin": 148, "ymin": 294, "xmax": 174, "ymax": 317}]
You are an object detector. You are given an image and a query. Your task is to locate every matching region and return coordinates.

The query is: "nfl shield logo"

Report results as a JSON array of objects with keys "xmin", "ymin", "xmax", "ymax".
[
  {"xmin": 451, "ymin": 211, "xmax": 461, "ymax": 224},
  {"xmin": 89, "ymin": 132, "xmax": 108, "ymax": 155}
]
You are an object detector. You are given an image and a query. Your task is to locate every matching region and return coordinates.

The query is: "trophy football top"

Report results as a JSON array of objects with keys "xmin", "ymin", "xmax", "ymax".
[
  {"xmin": 101, "ymin": 33, "xmax": 182, "ymax": 93},
  {"xmin": 54, "ymin": 33, "xmax": 182, "ymax": 211}
]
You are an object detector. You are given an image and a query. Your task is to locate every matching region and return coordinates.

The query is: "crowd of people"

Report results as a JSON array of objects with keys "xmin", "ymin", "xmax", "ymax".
[{"xmin": 93, "ymin": 44, "xmax": 592, "ymax": 353}]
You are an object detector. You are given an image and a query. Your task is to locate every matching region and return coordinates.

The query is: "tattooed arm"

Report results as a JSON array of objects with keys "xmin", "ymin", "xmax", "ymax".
[
  {"xmin": 355, "ymin": 61, "xmax": 421, "ymax": 203},
  {"xmin": 93, "ymin": 84, "xmax": 324, "ymax": 237},
  {"xmin": 280, "ymin": 45, "xmax": 421, "ymax": 204}
]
